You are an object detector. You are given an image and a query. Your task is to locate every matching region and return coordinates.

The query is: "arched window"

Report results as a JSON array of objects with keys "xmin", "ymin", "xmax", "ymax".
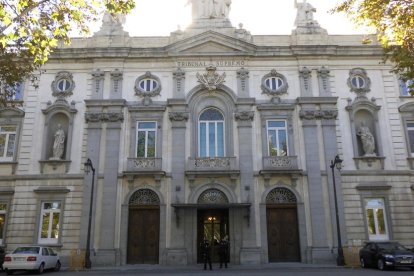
[
  {"xmin": 198, "ymin": 189, "xmax": 229, "ymax": 204},
  {"xmin": 198, "ymin": 108, "xmax": 225, "ymax": 157}
]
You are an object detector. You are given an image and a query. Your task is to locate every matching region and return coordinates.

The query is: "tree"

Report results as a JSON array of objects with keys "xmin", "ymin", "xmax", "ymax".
[
  {"xmin": 0, "ymin": 0, "xmax": 135, "ymax": 106},
  {"xmin": 333, "ymin": 0, "xmax": 414, "ymax": 95}
]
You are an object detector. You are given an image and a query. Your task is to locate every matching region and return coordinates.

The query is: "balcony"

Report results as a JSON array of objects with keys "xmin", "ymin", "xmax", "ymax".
[
  {"xmin": 123, "ymin": 158, "xmax": 165, "ymax": 182},
  {"xmin": 186, "ymin": 157, "xmax": 240, "ymax": 178}
]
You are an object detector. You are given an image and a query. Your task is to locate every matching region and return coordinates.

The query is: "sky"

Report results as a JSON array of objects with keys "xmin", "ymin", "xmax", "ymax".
[{"xmin": 104, "ymin": 0, "xmax": 370, "ymax": 37}]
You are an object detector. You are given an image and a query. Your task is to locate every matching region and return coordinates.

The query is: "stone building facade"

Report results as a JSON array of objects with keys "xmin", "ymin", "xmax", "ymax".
[{"xmin": 0, "ymin": 1, "xmax": 413, "ymax": 267}]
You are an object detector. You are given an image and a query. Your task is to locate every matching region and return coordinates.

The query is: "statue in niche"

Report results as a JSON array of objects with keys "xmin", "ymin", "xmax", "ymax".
[
  {"xmin": 52, "ymin": 124, "xmax": 65, "ymax": 160},
  {"xmin": 294, "ymin": 0, "xmax": 318, "ymax": 27},
  {"xmin": 357, "ymin": 122, "xmax": 376, "ymax": 156},
  {"xmin": 188, "ymin": 0, "xmax": 231, "ymax": 19}
]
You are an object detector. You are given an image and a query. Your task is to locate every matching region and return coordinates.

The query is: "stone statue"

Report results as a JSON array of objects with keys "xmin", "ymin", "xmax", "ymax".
[
  {"xmin": 294, "ymin": 0, "xmax": 318, "ymax": 27},
  {"xmin": 357, "ymin": 122, "xmax": 376, "ymax": 156},
  {"xmin": 188, "ymin": 0, "xmax": 231, "ymax": 19},
  {"xmin": 52, "ymin": 124, "xmax": 65, "ymax": 159}
]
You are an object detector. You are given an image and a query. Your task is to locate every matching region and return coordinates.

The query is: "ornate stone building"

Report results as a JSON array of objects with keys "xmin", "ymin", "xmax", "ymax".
[{"xmin": 1, "ymin": 0, "xmax": 413, "ymax": 267}]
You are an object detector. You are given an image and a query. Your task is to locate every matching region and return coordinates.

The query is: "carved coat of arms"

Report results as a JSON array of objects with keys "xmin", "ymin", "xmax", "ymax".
[{"xmin": 196, "ymin": 65, "xmax": 226, "ymax": 91}]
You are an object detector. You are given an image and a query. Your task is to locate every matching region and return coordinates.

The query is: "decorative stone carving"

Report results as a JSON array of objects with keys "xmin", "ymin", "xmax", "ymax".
[
  {"xmin": 173, "ymin": 68, "xmax": 185, "ymax": 93},
  {"xmin": 91, "ymin": 69, "xmax": 105, "ymax": 95},
  {"xmin": 134, "ymin": 71, "xmax": 162, "ymax": 101},
  {"xmin": 194, "ymin": 157, "xmax": 231, "ymax": 168},
  {"xmin": 299, "ymin": 109, "xmax": 338, "ymax": 120},
  {"xmin": 169, "ymin": 112, "xmax": 189, "ymax": 122},
  {"xmin": 266, "ymin": 187, "xmax": 297, "ymax": 204},
  {"xmin": 317, "ymin": 66, "xmax": 330, "ymax": 93},
  {"xmin": 198, "ymin": 188, "xmax": 229, "ymax": 204},
  {"xmin": 299, "ymin": 67, "xmax": 311, "ymax": 91},
  {"xmin": 51, "ymin": 71, "xmax": 75, "ymax": 98},
  {"xmin": 237, "ymin": 67, "xmax": 249, "ymax": 91},
  {"xmin": 196, "ymin": 65, "xmax": 226, "ymax": 91},
  {"xmin": 85, "ymin": 112, "xmax": 124, "ymax": 123},
  {"xmin": 129, "ymin": 189, "xmax": 160, "ymax": 205},
  {"xmin": 234, "ymin": 111, "xmax": 254, "ymax": 121},
  {"xmin": 111, "ymin": 69, "xmax": 123, "ymax": 94},
  {"xmin": 261, "ymin": 69, "xmax": 288, "ymax": 97},
  {"xmin": 347, "ymin": 68, "xmax": 371, "ymax": 97}
]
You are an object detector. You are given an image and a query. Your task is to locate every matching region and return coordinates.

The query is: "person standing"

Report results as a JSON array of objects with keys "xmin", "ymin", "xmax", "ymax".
[
  {"xmin": 200, "ymin": 239, "xmax": 212, "ymax": 270},
  {"xmin": 218, "ymin": 238, "xmax": 229, "ymax": 268}
]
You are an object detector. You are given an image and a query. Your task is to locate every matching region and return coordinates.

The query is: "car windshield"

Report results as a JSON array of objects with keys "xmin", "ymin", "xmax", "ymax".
[
  {"xmin": 13, "ymin": 247, "xmax": 40, "ymax": 254},
  {"xmin": 378, "ymin": 243, "xmax": 407, "ymax": 251}
]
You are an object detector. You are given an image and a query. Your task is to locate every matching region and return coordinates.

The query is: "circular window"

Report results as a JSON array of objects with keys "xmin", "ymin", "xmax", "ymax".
[
  {"xmin": 351, "ymin": 76, "xmax": 365, "ymax": 89},
  {"xmin": 57, "ymin": 79, "xmax": 71, "ymax": 92},
  {"xmin": 139, "ymin": 78, "xmax": 158, "ymax": 92},
  {"xmin": 265, "ymin": 77, "xmax": 284, "ymax": 90}
]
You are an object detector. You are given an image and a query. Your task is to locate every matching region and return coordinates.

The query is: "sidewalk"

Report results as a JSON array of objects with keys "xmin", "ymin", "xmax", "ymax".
[{"xmin": 67, "ymin": 262, "xmax": 340, "ymax": 272}]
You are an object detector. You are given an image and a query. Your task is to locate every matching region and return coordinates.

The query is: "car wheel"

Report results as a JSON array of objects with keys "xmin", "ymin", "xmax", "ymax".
[
  {"xmin": 37, "ymin": 263, "xmax": 45, "ymax": 274},
  {"xmin": 360, "ymin": 257, "xmax": 366, "ymax": 268},
  {"xmin": 6, "ymin": 269, "xmax": 13, "ymax": 275},
  {"xmin": 54, "ymin": 260, "xmax": 61, "ymax": 271},
  {"xmin": 377, "ymin": 259, "xmax": 386, "ymax": 270}
]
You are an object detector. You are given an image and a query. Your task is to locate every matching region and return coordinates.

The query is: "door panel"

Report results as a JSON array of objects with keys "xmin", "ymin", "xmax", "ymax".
[
  {"xmin": 267, "ymin": 206, "xmax": 300, "ymax": 262},
  {"xmin": 197, "ymin": 209, "xmax": 229, "ymax": 263},
  {"xmin": 127, "ymin": 207, "xmax": 160, "ymax": 264}
]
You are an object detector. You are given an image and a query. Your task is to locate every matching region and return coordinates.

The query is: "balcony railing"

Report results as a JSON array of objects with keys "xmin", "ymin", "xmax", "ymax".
[
  {"xmin": 187, "ymin": 157, "xmax": 238, "ymax": 172},
  {"xmin": 127, "ymin": 158, "xmax": 162, "ymax": 172},
  {"xmin": 262, "ymin": 156, "xmax": 299, "ymax": 171}
]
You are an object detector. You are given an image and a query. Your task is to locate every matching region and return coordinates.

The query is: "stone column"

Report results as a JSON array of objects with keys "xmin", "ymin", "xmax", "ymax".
[
  {"xmin": 237, "ymin": 67, "xmax": 250, "ymax": 97},
  {"xmin": 298, "ymin": 104, "xmax": 330, "ymax": 263},
  {"xmin": 320, "ymin": 105, "xmax": 347, "ymax": 252},
  {"xmin": 110, "ymin": 69, "xmax": 123, "ymax": 99},
  {"xmin": 80, "ymin": 104, "xmax": 104, "ymax": 263},
  {"xmin": 318, "ymin": 67, "xmax": 331, "ymax": 97},
  {"xmin": 91, "ymin": 70, "xmax": 104, "ymax": 100},
  {"xmin": 166, "ymin": 99, "xmax": 189, "ymax": 264},
  {"xmin": 299, "ymin": 67, "xmax": 312, "ymax": 97},
  {"xmin": 96, "ymin": 108, "xmax": 124, "ymax": 265},
  {"xmin": 235, "ymin": 109, "xmax": 261, "ymax": 264},
  {"xmin": 173, "ymin": 68, "xmax": 185, "ymax": 98}
]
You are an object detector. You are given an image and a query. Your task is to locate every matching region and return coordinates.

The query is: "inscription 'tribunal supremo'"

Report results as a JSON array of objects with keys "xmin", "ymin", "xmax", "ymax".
[{"xmin": 176, "ymin": 60, "xmax": 247, "ymax": 68}]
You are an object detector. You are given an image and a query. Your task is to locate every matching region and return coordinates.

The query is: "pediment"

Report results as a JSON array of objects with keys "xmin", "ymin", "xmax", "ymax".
[{"xmin": 166, "ymin": 31, "xmax": 256, "ymax": 56}]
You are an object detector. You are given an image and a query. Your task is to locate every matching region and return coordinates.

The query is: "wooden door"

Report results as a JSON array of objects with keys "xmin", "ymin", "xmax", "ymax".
[
  {"xmin": 267, "ymin": 205, "xmax": 300, "ymax": 262},
  {"xmin": 127, "ymin": 206, "xmax": 160, "ymax": 264}
]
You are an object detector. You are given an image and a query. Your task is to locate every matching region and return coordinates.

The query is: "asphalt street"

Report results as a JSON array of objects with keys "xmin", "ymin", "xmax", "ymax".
[{"xmin": 3, "ymin": 265, "xmax": 413, "ymax": 276}]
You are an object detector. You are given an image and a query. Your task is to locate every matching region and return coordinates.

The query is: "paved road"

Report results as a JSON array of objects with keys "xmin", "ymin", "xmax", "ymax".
[{"xmin": 5, "ymin": 266, "xmax": 413, "ymax": 276}]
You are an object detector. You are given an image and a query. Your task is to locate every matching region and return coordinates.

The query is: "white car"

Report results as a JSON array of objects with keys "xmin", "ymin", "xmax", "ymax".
[{"xmin": 3, "ymin": 246, "xmax": 61, "ymax": 275}]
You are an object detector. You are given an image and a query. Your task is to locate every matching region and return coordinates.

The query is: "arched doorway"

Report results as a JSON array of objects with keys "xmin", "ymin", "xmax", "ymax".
[
  {"xmin": 197, "ymin": 189, "xmax": 230, "ymax": 263},
  {"xmin": 266, "ymin": 187, "xmax": 300, "ymax": 262},
  {"xmin": 127, "ymin": 189, "xmax": 160, "ymax": 264}
]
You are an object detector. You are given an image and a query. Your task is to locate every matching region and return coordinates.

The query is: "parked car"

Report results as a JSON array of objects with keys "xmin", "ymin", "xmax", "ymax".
[
  {"xmin": 3, "ymin": 246, "xmax": 61, "ymax": 275},
  {"xmin": 359, "ymin": 241, "xmax": 414, "ymax": 270}
]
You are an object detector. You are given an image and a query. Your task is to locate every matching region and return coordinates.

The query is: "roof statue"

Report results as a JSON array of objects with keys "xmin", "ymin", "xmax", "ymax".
[
  {"xmin": 188, "ymin": 0, "xmax": 232, "ymax": 20},
  {"xmin": 293, "ymin": 0, "xmax": 327, "ymax": 34},
  {"xmin": 94, "ymin": 12, "xmax": 128, "ymax": 37}
]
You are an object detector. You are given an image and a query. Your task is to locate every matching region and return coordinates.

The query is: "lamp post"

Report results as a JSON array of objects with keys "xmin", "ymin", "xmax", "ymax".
[
  {"xmin": 84, "ymin": 158, "xmax": 95, "ymax": 269},
  {"xmin": 330, "ymin": 154, "xmax": 345, "ymax": 266}
]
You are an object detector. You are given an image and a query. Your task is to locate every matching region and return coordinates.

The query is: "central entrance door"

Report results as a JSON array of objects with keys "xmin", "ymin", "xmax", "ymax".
[
  {"xmin": 266, "ymin": 187, "xmax": 300, "ymax": 262},
  {"xmin": 127, "ymin": 189, "xmax": 160, "ymax": 264},
  {"xmin": 197, "ymin": 209, "xmax": 229, "ymax": 263}
]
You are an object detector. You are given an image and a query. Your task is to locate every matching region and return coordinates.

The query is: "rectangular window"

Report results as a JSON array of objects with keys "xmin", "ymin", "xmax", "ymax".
[
  {"xmin": 136, "ymin": 122, "xmax": 156, "ymax": 158},
  {"xmin": 400, "ymin": 79, "xmax": 413, "ymax": 96},
  {"xmin": 407, "ymin": 122, "xmax": 414, "ymax": 155},
  {"xmin": 266, "ymin": 120, "xmax": 288, "ymax": 156},
  {"xmin": 0, "ymin": 203, "xmax": 7, "ymax": 245},
  {"xmin": 38, "ymin": 202, "xmax": 61, "ymax": 244},
  {"xmin": 199, "ymin": 121, "xmax": 224, "ymax": 157},
  {"xmin": 365, "ymin": 198, "xmax": 389, "ymax": 241},
  {"xmin": 0, "ymin": 125, "xmax": 17, "ymax": 161}
]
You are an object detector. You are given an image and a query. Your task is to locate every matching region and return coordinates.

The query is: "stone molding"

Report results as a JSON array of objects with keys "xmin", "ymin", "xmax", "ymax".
[
  {"xmin": 196, "ymin": 65, "xmax": 226, "ymax": 91},
  {"xmin": 51, "ymin": 71, "xmax": 75, "ymax": 99}
]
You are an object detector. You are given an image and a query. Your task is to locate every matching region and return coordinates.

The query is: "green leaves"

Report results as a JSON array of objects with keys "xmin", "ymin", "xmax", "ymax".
[{"xmin": 0, "ymin": 0, "xmax": 135, "ymax": 107}]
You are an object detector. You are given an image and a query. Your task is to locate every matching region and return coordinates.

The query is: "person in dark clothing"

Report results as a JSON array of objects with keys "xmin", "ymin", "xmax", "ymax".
[
  {"xmin": 200, "ymin": 239, "xmax": 212, "ymax": 270},
  {"xmin": 218, "ymin": 238, "xmax": 229, "ymax": 268}
]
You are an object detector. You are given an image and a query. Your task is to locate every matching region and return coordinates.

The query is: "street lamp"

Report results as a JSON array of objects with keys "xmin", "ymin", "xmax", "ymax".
[
  {"xmin": 84, "ymin": 158, "xmax": 95, "ymax": 269},
  {"xmin": 330, "ymin": 154, "xmax": 345, "ymax": 266}
]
